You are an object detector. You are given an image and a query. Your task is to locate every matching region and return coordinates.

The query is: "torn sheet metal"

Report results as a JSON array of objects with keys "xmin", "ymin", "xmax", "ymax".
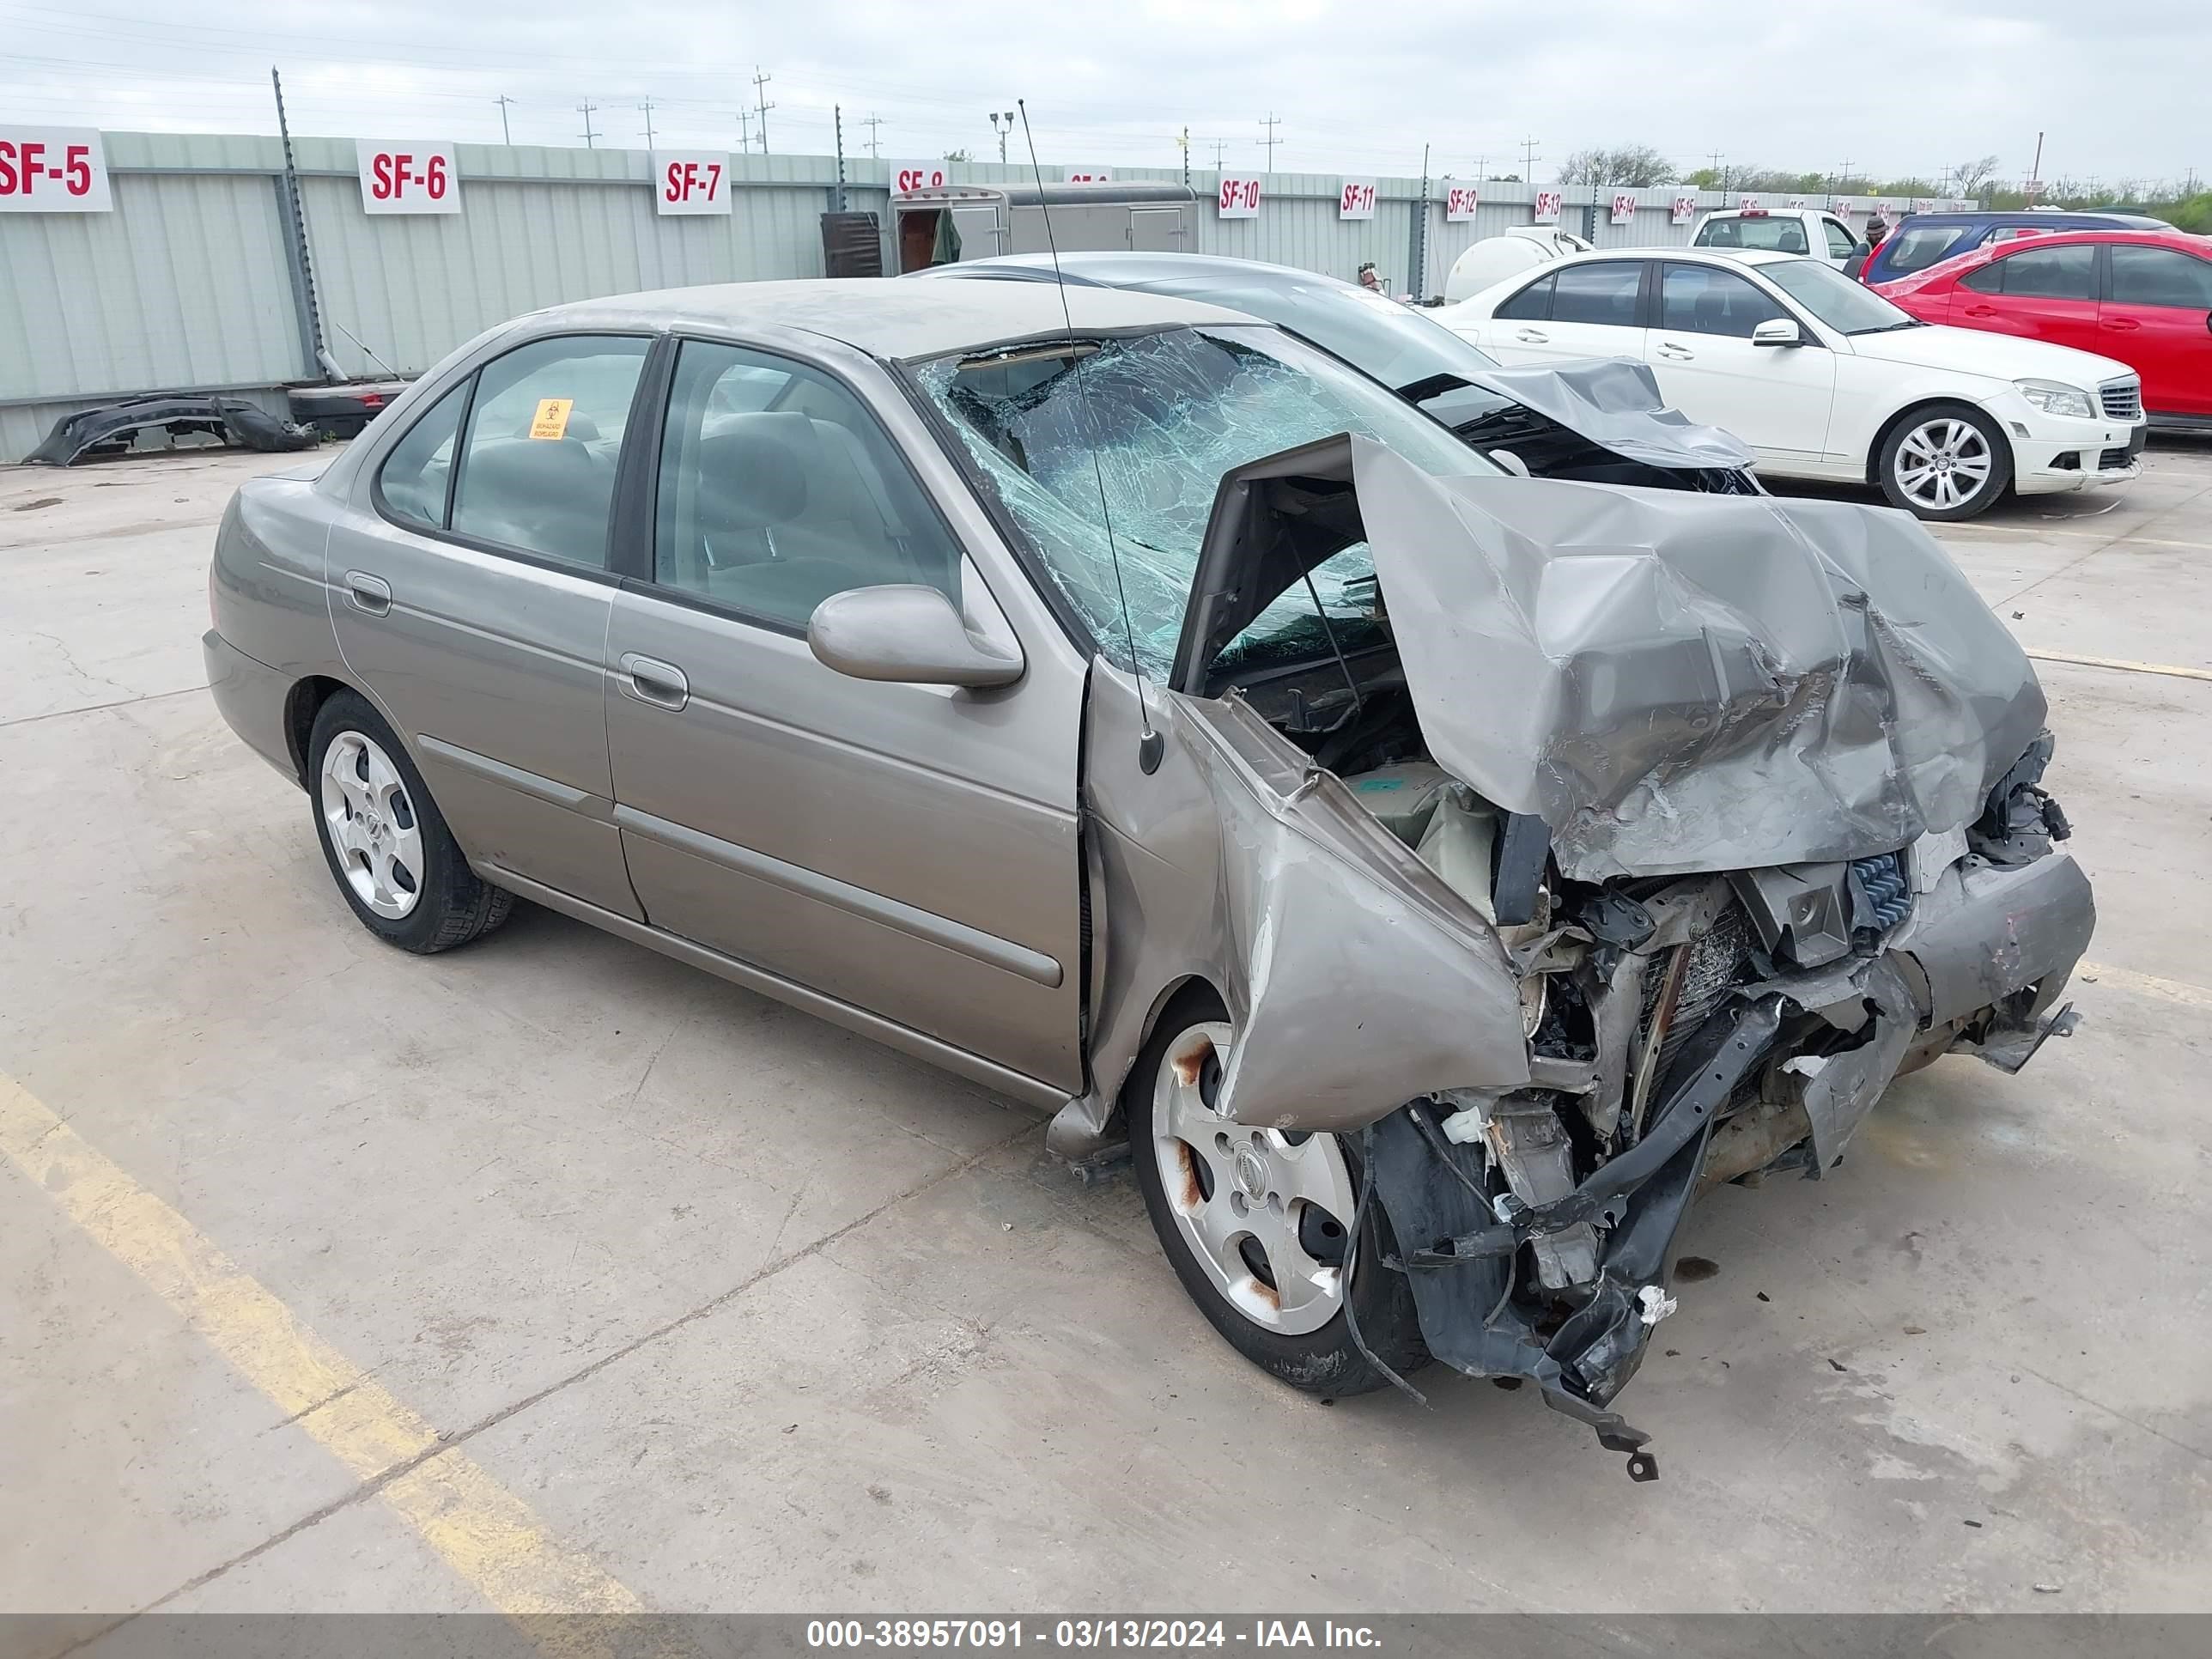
[
  {"xmin": 1055, "ymin": 665, "xmax": 1530, "ymax": 1158},
  {"xmin": 1349, "ymin": 437, "xmax": 2050, "ymax": 880},
  {"xmin": 1455, "ymin": 356, "xmax": 1758, "ymax": 474}
]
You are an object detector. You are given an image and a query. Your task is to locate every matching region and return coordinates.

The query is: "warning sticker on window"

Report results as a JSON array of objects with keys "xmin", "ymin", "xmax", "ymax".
[{"xmin": 527, "ymin": 398, "xmax": 574, "ymax": 440}]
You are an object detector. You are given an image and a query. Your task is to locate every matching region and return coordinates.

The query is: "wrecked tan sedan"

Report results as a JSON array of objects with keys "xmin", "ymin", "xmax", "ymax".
[{"xmin": 204, "ymin": 281, "xmax": 2093, "ymax": 1477}]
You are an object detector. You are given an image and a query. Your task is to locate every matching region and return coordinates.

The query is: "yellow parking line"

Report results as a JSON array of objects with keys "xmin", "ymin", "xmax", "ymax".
[
  {"xmin": 0, "ymin": 1074, "xmax": 645, "ymax": 1626},
  {"xmin": 2025, "ymin": 649, "xmax": 2212, "ymax": 684},
  {"xmin": 2078, "ymin": 961, "xmax": 2212, "ymax": 1012}
]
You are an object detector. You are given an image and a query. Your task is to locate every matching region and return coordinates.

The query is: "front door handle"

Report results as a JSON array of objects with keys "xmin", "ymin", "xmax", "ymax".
[
  {"xmin": 1656, "ymin": 341, "xmax": 1696, "ymax": 360},
  {"xmin": 1514, "ymin": 327, "xmax": 1550, "ymax": 343},
  {"xmin": 1962, "ymin": 304, "xmax": 1999, "ymax": 318},
  {"xmin": 618, "ymin": 652, "xmax": 690, "ymax": 711},
  {"xmin": 343, "ymin": 571, "xmax": 392, "ymax": 617},
  {"xmin": 2102, "ymin": 318, "xmax": 2140, "ymax": 331}
]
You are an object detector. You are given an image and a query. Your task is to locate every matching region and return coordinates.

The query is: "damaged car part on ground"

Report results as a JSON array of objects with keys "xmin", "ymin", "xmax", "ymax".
[
  {"xmin": 26, "ymin": 394, "xmax": 318, "ymax": 466},
  {"xmin": 201, "ymin": 280, "xmax": 2094, "ymax": 1482}
]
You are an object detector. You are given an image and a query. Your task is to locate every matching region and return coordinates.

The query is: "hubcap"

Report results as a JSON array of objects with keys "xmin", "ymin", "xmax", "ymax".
[
  {"xmin": 319, "ymin": 730, "xmax": 424, "ymax": 920},
  {"xmin": 1895, "ymin": 418, "xmax": 1993, "ymax": 512},
  {"xmin": 1152, "ymin": 1022, "xmax": 1358, "ymax": 1336}
]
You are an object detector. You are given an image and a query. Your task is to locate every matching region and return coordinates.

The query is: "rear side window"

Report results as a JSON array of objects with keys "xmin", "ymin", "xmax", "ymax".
[
  {"xmin": 2108, "ymin": 246, "xmax": 2212, "ymax": 308},
  {"xmin": 1965, "ymin": 244, "xmax": 2097, "ymax": 300},
  {"xmin": 1885, "ymin": 226, "xmax": 1966, "ymax": 273},
  {"xmin": 1495, "ymin": 273, "xmax": 1554, "ymax": 320},
  {"xmin": 448, "ymin": 336, "xmax": 650, "ymax": 569},
  {"xmin": 1548, "ymin": 262, "xmax": 1643, "ymax": 326},
  {"xmin": 651, "ymin": 339, "xmax": 964, "ymax": 629},
  {"xmin": 375, "ymin": 384, "xmax": 466, "ymax": 530},
  {"xmin": 1710, "ymin": 217, "xmax": 1809, "ymax": 254}
]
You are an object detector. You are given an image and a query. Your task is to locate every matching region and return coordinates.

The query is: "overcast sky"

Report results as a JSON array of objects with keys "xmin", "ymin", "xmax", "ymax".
[{"xmin": 2, "ymin": 0, "xmax": 2203, "ymax": 191}]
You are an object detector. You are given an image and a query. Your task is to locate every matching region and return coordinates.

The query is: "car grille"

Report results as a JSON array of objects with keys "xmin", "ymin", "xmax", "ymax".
[{"xmin": 2100, "ymin": 379, "xmax": 2142, "ymax": 422}]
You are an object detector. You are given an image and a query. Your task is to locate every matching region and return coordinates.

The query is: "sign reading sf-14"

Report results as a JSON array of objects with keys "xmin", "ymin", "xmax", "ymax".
[
  {"xmin": 0, "ymin": 126, "xmax": 112, "ymax": 212},
  {"xmin": 356, "ymin": 140, "xmax": 459, "ymax": 215},
  {"xmin": 653, "ymin": 151, "xmax": 731, "ymax": 216}
]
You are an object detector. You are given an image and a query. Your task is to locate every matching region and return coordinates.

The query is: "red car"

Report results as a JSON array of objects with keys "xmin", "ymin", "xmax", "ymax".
[{"xmin": 1881, "ymin": 229, "xmax": 2212, "ymax": 428}]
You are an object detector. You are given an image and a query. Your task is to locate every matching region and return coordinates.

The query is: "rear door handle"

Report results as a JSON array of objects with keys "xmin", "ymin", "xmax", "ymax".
[
  {"xmin": 1514, "ymin": 328, "xmax": 1550, "ymax": 343},
  {"xmin": 618, "ymin": 652, "xmax": 689, "ymax": 711},
  {"xmin": 1963, "ymin": 305, "xmax": 1999, "ymax": 318},
  {"xmin": 343, "ymin": 571, "xmax": 392, "ymax": 617},
  {"xmin": 1656, "ymin": 341, "xmax": 1695, "ymax": 360}
]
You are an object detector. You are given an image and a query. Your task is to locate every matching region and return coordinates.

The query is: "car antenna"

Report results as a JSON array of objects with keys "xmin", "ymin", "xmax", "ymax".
[{"xmin": 1017, "ymin": 99, "xmax": 1164, "ymax": 775}]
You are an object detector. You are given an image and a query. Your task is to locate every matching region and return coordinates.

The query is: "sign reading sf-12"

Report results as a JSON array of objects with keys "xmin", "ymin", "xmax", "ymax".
[
  {"xmin": 0, "ymin": 126, "xmax": 112, "ymax": 212},
  {"xmin": 1218, "ymin": 176, "xmax": 1262, "ymax": 219},
  {"xmin": 1444, "ymin": 185, "xmax": 1479, "ymax": 222},
  {"xmin": 357, "ymin": 141, "xmax": 459, "ymax": 214},
  {"xmin": 653, "ymin": 152, "xmax": 731, "ymax": 216}
]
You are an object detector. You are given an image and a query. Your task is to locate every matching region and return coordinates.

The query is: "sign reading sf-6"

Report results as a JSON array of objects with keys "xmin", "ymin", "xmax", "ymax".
[
  {"xmin": 653, "ymin": 151, "xmax": 731, "ymax": 216},
  {"xmin": 357, "ymin": 140, "xmax": 459, "ymax": 215},
  {"xmin": 1218, "ymin": 175, "xmax": 1263, "ymax": 219},
  {"xmin": 0, "ymin": 126, "xmax": 112, "ymax": 212}
]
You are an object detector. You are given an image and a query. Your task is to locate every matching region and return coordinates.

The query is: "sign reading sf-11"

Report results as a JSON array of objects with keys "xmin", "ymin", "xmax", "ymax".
[
  {"xmin": 0, "ymin": 126, "xmax": 112, "ymax": 212},
  {"xmin": 357, "ymin": 141, "xmax": 459, "ymax": 214}
]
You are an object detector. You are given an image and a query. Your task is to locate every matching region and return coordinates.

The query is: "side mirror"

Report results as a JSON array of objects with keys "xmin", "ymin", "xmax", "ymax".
[
  {"xmin": 1487, "ymin": 448, "xmax": 1533, "ymax": 477},
  {"xmin": 808, "ymin": 584, "xmax": 1024, "ymax": 689},
  {"xmin": 1753, "ymin": 319, "xmax": 1804, "ymax": 348}
]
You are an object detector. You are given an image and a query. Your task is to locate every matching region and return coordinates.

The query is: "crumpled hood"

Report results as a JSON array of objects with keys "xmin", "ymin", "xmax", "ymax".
[
  {"xmin": 1352, "ymin": 438, "xmax": 2049, "ymax": 880},
  {"xmin": 1459, "ymin": 356, "xmax": 1758, "ymax": 472}
]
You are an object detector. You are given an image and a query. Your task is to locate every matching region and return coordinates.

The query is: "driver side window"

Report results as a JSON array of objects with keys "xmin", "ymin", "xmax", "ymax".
[{"xmin": 651, "ymin": 339, "xmax": 964, "ymax": 630}]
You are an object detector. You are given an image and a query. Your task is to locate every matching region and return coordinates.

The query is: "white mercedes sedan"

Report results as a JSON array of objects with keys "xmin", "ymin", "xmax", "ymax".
[{"xmin": 1435, "ymin": 247, "xmax": 2148, "ymax": 520}]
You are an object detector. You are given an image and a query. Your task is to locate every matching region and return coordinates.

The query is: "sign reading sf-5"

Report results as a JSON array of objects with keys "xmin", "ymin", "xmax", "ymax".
[{"xmin": 0, "ymin": 126, "xmax": 112, "ymax": 212}]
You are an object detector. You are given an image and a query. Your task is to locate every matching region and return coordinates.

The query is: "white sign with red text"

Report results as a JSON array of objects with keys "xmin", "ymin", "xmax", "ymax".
[
  {"xmin": 653, "ymin": 152, "xmax": 731, "ymax": 216},
  {"xmin": 357, "ymin": 141, "xmax": 459, "ymax": 215},
  {"xmin": 1532, "ymin": 190, "xmax": 1562, "ymax": 224},
  {"xmin": 1065, "ymin": 167, "xmax": 1113, "ymax": 184},
  {"xmin": 1609, "ymin": 191, "xmax": 1637, "ymax": 225},
  {"xmin": 0, "ymin": 126, "xmax": 112, "ymax": 213},
  {"xmin": 1786, "ymin": 197, "xmax": 1807, "ymax": 210},
  {"xmin": 1670, "ymin": 193, "xmax": 1697, "ymax": 225},
  {"xmin": 1830, "ymin": 198, "xmax": 1853, "ymax": 217},
  {"xmin": 891, "ymin": 162, "xmax": 950, "ymax": 196},
  {"xmin": 1739, "ymin": 195, "xmax": 1759, "ymax": 210},
  {"xmin": 1218, "ymin": 175, "xmax": 1262, "ymax": 219},
  {"xmin": 1444, "ymin": 184, "xmax": 1479, "ymax": 222},
  {"xmin": 1338, "ymin": 178, "xmax": 1376, "ymax": 220}
]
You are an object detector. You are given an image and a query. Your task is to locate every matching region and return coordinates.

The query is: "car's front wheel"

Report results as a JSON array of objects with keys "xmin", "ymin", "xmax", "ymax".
[
  {"xmin": 307, "ymin": 690, "xmax": 514, "ymax": 953},
  {"xmin": 1128, "ymin": 989, "xmax": 1429, "ymax": 1397},
  {"xmin": 1877, "ymin": 404, "xmax": 2012, "ymax": 520}
]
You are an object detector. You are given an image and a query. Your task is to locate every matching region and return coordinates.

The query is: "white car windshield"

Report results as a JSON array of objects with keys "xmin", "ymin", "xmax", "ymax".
[
  {"xmin": 1762, "ymin": 259, "xmax": 1925, "ymax": 335},
  {"xmin": 918, "ymin": 323, "xmax": 1486, "ymax": 677}
]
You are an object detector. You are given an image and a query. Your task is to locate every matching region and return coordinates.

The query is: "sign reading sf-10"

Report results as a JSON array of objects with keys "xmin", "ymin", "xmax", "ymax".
[
  {"xmin": 356, "ymin": 141, "xmax": 459, "ymax": 214},
  {"xmin": 1218, "ymin": 176, "xmax": 1263, "ymax": 219},
  {"xmin": 0, "ymin": 126, "xmax": 112, "ymax": 212},
  {"xmin": 653, "ymin": 152, "xmax": 731, "ymax": 216}
]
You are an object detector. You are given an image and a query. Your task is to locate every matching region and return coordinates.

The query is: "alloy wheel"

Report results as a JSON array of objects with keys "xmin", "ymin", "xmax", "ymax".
[
  {"xmin": 319, "ymin": 729, "xmax": 424, "ymax": 920},
  {"xmin": 1150, "ymin": 1022, "xmax": 1358, "ymax": 1336},
  {"xmin": 1893, "ymin": 417, "xmax": 1994, "ymax": 513}
]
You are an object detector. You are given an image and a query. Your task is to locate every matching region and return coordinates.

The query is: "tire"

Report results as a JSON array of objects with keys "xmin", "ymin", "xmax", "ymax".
[
  {"xmin": 1128, "ymin": 988, "xmax": 1429, "ymax": 1398},
  {"xmin": 1876, "ymin": 403, "xmax": 2013, "ymax": 520},
  {"xmin": 307, "ymin": 690, "xmax": 514, "ymax": 954}
]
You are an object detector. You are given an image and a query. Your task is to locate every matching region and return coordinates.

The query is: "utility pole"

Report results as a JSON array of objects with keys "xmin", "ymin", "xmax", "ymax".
[
  {"xmin": 639, "ymin": 95, "xmax": 656, "ymax": 151},
  {"xmin": 577, "ymin": 101, "xmax": 599, "ymax": 149},
  {"xmin": 1519, "ymin": 135, "xmax": 1540, "ymax": 179},
  {"xmin": 1209, "ymin": 139, "xmax": 1228, "ymax": 168},
  {"xmin": 494, "ymin": 94, "xmax": 516, "ymax": 145},
  {"xmin": 988, "ymin": 110, "xmax": 1012, "ymax": 163},
  {"xmin": 737, "ymin": 107, "xmax": 754, "ymax": 154},
  {"xmin": 751, "ymin": 67, "xmax": 775, "ymax": 155},
  {"xmin": 1473, "ymin": 153, "xmax": 1486, "ymax": 182},
  {"xmin": 860, "ymin": 113, "xmax": 884, "ymax": 159},
  {"xmin": 270, "ymin": 66, "xmax": 333, "ymax": 383},
  {"xmin": 1835, "ymin": 157, "xmax": 1852, "ymax": 202},
  {"xmin": 2026, "ymin": 131, "xmax": 2045, "ymax": 205},
  {"xmin": 1260, "ymin": 112, "xmax": 1282, "ymax": 172},
  {"xmin": 1177, "ymin": 125, "xmax": 1190, "ymax": 188}
]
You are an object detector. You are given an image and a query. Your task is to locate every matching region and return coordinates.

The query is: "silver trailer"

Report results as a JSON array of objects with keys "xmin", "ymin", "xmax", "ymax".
[{"xmin": 892, "ymin": 181, "xmax": 1197, "ymax": 273}]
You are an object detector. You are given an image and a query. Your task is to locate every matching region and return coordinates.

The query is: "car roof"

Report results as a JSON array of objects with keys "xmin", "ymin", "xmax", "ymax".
[
  {"xmin": 1895, "ymin": 209, "xmax": 2165, "ymax": 228},
  {"xmin": 517, "ymin": 277, "xmax": 1250, "ymax": 362},
  {"xmin": 1936, "ymin": 227, "xmax": 2207, "ymax": 258},
  {"xmin": 920, "ymin": 250, "xmax": 1369, "ymax": 295},
  {"xmin": 1538, "ymin": 246, "xmax": 1802, "ymax": 270}
]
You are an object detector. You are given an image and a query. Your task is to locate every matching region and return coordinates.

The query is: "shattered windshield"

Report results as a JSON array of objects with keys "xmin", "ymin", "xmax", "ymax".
[{"xmin": 916, "ymin": 324, "xmax": 1486, "ymax": 677}]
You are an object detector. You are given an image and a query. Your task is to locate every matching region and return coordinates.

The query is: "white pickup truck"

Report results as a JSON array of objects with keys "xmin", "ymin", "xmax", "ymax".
[{"xmin": 1690, "ymin": 207, "xmax": 1865, "ymax": 270}]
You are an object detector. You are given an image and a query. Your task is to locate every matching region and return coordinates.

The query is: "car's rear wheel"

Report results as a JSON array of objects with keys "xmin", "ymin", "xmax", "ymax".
[
  {"xmin": 307, "ymin": 690, "xmax": 514, "ymax": 953},
  {"xmin": 1878, "ymin": 404, "xmax": 2011, "ymax": 520},
  {"xmin": 1128, "ymin": 988, "xmax": 1429, "ymax": 1397}
]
